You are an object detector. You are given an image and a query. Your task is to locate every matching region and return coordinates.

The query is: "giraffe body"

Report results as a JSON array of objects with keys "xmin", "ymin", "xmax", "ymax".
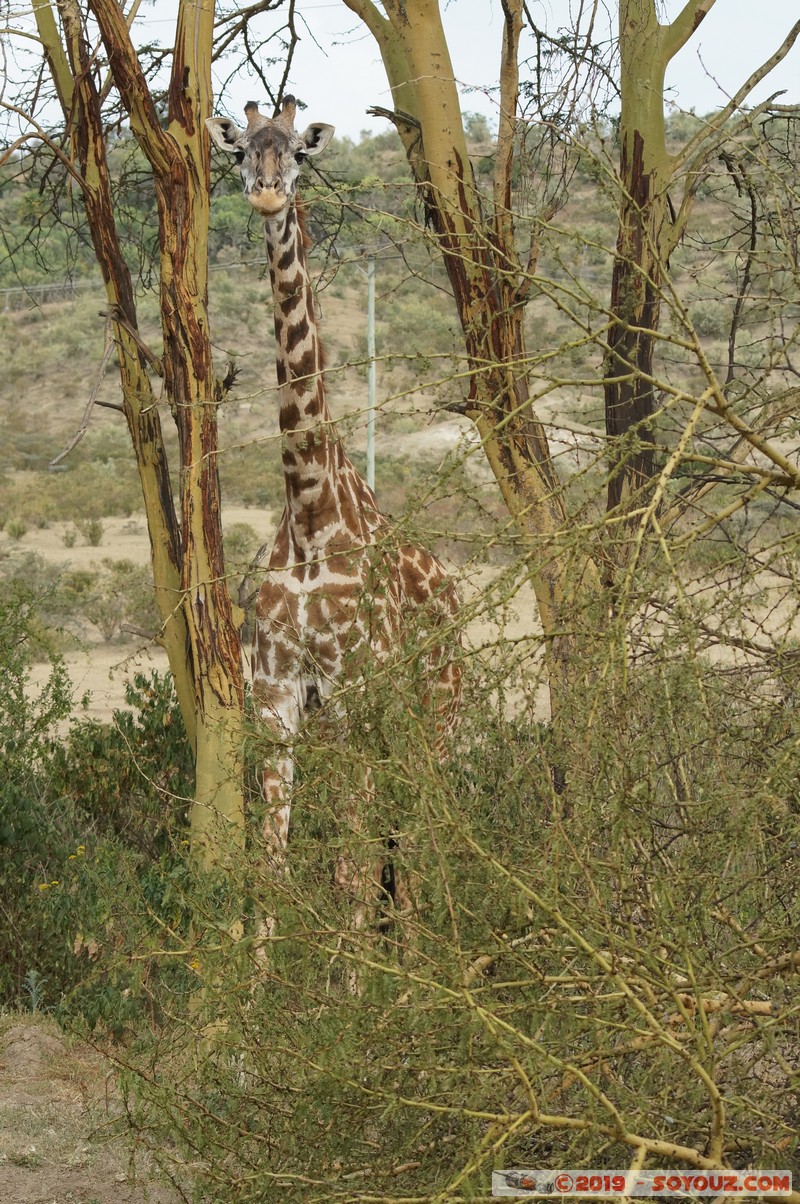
[{"xmin": 207, "ymin": 97, "xmax": 460, "ymax": 939}]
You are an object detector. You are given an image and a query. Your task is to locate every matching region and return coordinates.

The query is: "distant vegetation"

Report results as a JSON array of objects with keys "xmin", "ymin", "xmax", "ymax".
[
  {"xmin": 2, "ymin": 80, "xmax": 800, "ymax": 1196},
  {"xmin": 1, "ymin": 113, "xmax": 794, "ymax": 656}
]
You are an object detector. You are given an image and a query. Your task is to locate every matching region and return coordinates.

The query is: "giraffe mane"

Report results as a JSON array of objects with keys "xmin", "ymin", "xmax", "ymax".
[
  {"xmin": 294, "ymin": 197, "xmax": 312, "ymax": 253},
  {"xmin": 294, "ymin": 197, "xmax": 327, "ymax": 372}
]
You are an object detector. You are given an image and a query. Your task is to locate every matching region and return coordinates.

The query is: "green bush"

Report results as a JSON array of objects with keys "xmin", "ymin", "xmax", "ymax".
[
  {"xmin": 0, "ymin": 551, "xmax": 85, "ymax": 653},
  {"xmin": 688, "ymin": 298, "xmax": 730, "ymax": 338},
  {"xmin": 0, "ymin": 598, "xmax": 194, "ymax": 1021},
  {"xmin": 50, "ymin": 671, "xmax": 193, "ymax": 856},
  {"xmin": 0, "ymin": 460, "xmax": 142, "ymax": 523},
  {"xmin": 224, "ymin": 520, "xmax": 262, "ymax": 571},
  {"xmin": 107, "ymin": 619, "xmax": 800, "ymax": 1200},
  {"xmin": 76, "ymin": 517, "xmax": 104, "ymax": 546},
  {"xmin": 52, "ymin": 671, "xmax": 195, "ymax": 1031},
  {"xmin": 6, "ymin": 516, "xmax": 28, "ymax": 540},
  {"xmin": 0, "ymin": 586, "xmax": 73, "ymax": 1004},
  {"xmin": 83, "ymin": 558, "xmax": 158, "ymax": 641}
]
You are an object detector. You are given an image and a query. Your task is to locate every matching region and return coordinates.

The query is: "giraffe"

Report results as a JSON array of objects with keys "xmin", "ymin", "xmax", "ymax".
[{"xmin": 206, "ymin": 95, "xmax": 461, "ymax": 946}]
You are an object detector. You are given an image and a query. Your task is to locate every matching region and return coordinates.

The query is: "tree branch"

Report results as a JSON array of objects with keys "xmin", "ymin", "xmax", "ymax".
[
  {"xmin": 494, "ymin": 0, "xmax": 523, "ymax": 256},
  {"xmin": 661, "ymin": 0, "xmax": 716, "ymax": 62},
  {"xmin": 672, "ymin": 20, "xmax": 800, "ymax": 174},
  {"xmin": 719, "ymin": 152, "xmax": 757, "ymax": 388},
  {"xmin": 106, "ymin": 304, "xmax": 163, "ymax": 375},
  {"xmin": 342, "ymin": 0, "xmax": 416, "ymax": 119},
  {"xmin": 340, "ymin": 0, "xmax": 391, "ymax": 49},
  {"xmin": 667, "ymin": 89, "xmax": 792, "ymax": 256},
  {"xmin": 88, "ymin": 0, "xmax": 177, "ymax": 176},
  {"xmin": 0, "ymin": 102, "xmax": 86, "ymax": 190},
  {"xmin": 31, "ymin": 0, "xmax": 75, "ymax": 113}
]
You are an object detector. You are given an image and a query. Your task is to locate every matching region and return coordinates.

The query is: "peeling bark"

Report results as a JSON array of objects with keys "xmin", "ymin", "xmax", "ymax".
[
  {"xmin": 55, "ymin": 0, "xmax": 197, "ymax": 747},
  {"xmin": 603, "ymin": 0, "xmax": 672, "ymax": 523},
  {"xmin": 39, "ymin": 0, "xmax": 245, "ymax": 862},
  {"xmin": 604, "ymin": 128, "xmax": 668, "ymax": 516},
  {"xmin": 353, "ymin": 0, "xmax": 599, "ymax": 717}
]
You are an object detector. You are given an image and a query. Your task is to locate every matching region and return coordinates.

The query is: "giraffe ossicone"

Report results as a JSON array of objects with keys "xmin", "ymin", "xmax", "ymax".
[{"xmin": 206, "ymin": 96, "xmax": 461, "ymax": 952}]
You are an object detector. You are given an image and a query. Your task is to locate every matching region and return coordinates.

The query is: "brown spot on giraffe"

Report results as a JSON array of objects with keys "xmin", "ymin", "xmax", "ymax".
[
  {"xmin": 206, "ymin": 96, "xmax": 462, "ymax": 955},
  {"xmin": 282, "ymin": 401, "xmax": 301, "ymax": 430},
  {"xmin": 286, "ymin": 314, "xmax": 310, "ymax": 354},
  {"xmin": 292, "ymin": 348, "xmax": 317, "ymax": 383}
]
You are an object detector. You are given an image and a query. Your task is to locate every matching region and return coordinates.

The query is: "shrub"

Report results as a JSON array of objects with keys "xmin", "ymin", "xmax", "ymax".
[
  {"xmin": 6, "ymin": 516, "xmax": 28, "ymax": 540},
  {"xmin": 49, "ymin": 671, "xmax": 193, "ymax": 857},
  {"xmin": 0, "ymin": 585, "xmax": 73, "ymax": 1005},
  {"xmin": 76, "ymin": 517, "xmax": 103, "ymax": 546},
  {"xmin": 0, "ymin": 460, "xmax": 142, "ymax": 524},
  {"xmin": 84, "ymin": 558, "xmax": 159, "ymax": 641},
  {"xmin": 688, "ymin": 298, "xmax": 729, "ymax": 338},
  {"xmin": 108, "ymin": 608, "xmax": 800, "ymax": 1199},
  {"xmin": 0, "ymin": 551, "xmax": 85, "ymax": 653},
  {"xmin": 0, "ymin": 644, "xmax": 194, "ymax": 1021},
  {"xmin": 224, "ymin": 520, "xmax": 262, "ymax": 571}
]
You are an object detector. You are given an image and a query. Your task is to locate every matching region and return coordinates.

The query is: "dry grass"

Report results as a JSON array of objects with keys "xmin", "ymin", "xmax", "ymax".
[{"xmin": 0, "ymin": 1014, "xmax": 180, "ymax": 1203}]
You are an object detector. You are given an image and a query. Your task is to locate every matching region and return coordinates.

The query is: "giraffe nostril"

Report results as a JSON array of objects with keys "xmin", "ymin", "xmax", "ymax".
[{"xmin": 255, "ymin": 174, "xmax": 283, "ymax": 193}]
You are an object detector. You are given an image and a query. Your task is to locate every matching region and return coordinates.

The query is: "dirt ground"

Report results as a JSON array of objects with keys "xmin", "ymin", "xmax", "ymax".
[
  {"xmin": 0, "ymin": 1017, "xmax": 179, "ymax": 1204},
  {"xmin": 21, "ymin": 506, "xmax": 268, "ymax": 720}
]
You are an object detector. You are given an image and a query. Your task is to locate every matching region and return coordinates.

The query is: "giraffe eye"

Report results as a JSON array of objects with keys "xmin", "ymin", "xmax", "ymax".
[
  {"xmin": 294, "ymin": 148, "xmax": 307, "ymax": 163},
  {"xmin": 233, "ymin": 149, "xmax": 245, "ymax": 165}
]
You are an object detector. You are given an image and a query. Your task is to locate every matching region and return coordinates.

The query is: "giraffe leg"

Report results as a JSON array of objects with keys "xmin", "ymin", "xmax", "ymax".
[
  {"xmin": 426, "ymin": 647, "xmax": 463, "ymax": 759},
  {"xmin": 332, "ymin": 765, "xmax": 386, "ymax": 990},
  {"xmin": 379, "ymin": 646, "xmax": 460, "ymax": 952},
  {"xmin": 254, "ymin": 681, "xmax": 303, "ymax": 958},
  {"xmin": 387, "ymin": 854, "xmax": 415, "ymax": 918},
  {"xmin": 333, "ymin": 765, "xmax": 383, "ymax": 931},
  {"xmin": 379, "ymin": 835, "xmax": 420, "ymax": 968}
]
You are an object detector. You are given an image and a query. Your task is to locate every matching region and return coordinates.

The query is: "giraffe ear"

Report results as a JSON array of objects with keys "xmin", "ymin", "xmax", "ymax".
[
  {"xmin": 297, "ymin": 123, "xmax": 335, "ymax": 157},
  {"xmin": 206, "ymin": 117, "xmax": 244, "ymax": 153}
]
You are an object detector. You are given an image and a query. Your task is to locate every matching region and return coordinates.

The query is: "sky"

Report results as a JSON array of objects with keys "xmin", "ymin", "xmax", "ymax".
[
  {"xmin": 193, "ymin": 0, "xmax": 800, "ymax": 139},
  {"xmin": 5, "ymin": 0, "xmax": 799, "ymax": 142}
]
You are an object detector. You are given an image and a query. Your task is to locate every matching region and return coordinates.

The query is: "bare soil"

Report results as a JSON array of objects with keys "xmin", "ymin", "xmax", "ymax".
[
  {"xmin": 0, "ymin": 1017, "xmax": 178, "ymax": 1204},
  {"xmin": 20, "ymin": 506, "xmax": 269, "ymax": 719}
]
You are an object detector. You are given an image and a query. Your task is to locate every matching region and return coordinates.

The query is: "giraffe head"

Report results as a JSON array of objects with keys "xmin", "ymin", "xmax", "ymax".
[{"xmin": 206, "ymin": 95, "xmax": 334, "ymax": 217}]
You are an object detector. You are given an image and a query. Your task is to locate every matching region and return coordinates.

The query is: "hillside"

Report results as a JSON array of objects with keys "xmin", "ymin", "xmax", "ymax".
[{"xmin": 1, "ymin": 117, "xmax": 797, "ymax": 700}]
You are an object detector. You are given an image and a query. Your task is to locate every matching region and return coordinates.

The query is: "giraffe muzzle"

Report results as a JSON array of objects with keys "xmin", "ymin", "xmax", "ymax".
[{"xmin": 248, "ymin": 186, "xmax": 289, "ymax": 217}]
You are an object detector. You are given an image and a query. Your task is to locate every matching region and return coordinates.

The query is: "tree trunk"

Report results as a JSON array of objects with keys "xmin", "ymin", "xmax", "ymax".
[
  {"xmin": 603, "ymin": 0, "xmax": 733, "ymax": 532},
  {"xmin": 604, "ymin": 0, "xmax": 673, "ymax": 520},
  {"xmin": 604, "ymin": 177, "xmax": 669, "ymax": 517},
  {"xmin": 52, "ymin": 0, "xmax": 198, "ymax": 749},
  {"xmin": 38, "ymin": 0, "xmax": 246, "ymax": 862},
  {"xmin": 348, "ymin": 0, "xmax": 599, "ymax": 718}
]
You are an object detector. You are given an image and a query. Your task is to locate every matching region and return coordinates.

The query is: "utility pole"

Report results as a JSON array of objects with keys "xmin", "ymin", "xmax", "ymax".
[{"xmin": 366, "ymin": 254, "xmax": 376, "ymax": 492}]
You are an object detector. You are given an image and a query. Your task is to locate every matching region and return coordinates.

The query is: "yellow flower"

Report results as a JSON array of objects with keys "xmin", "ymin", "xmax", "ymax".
[
  {"xmin": 50, "ymin": 880, "xmax": 59, "ymax": 887},
  {"xmin": 38, "ymin": 883, "xmax": 50, "ymax": 890}
]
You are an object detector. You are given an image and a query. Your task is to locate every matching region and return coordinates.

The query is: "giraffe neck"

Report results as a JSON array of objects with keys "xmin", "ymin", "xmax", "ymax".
[{"xmin": 264, "ymin": 201, "xmax": 346, "ymax": 550}]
